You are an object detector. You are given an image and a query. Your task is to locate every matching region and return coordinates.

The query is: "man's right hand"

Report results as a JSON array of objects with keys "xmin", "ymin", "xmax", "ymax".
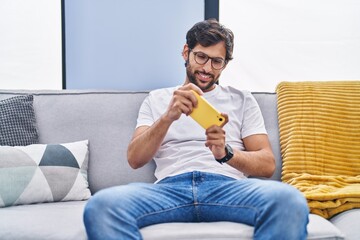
[{"xmin": 163, "ymin": 83, "xmax": 204, "ymax": 123}]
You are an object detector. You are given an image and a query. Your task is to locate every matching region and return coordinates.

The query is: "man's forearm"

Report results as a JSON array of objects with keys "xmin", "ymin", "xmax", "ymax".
[
  {"xmin": 227, "ymin": 148, "xmax": 275, "ymax": 178},
  {"xmin": 127, "ymin": 115, "xmax": 173, "ymax": 169}
]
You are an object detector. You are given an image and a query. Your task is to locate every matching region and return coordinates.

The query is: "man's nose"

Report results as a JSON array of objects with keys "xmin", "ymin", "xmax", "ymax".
[{"xmin": 202, "ymin": 59, "xmax": 213, "ymax": 72}]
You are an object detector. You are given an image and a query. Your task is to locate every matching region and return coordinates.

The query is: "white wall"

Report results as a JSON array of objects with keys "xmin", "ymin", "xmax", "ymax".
[
  {"xmin": 220, "ymin": 0, "xmax": 360, "ymax": 92},
  {"xmin": 0, "ymin": 0, "xmax": 62, "ymax": 90}
]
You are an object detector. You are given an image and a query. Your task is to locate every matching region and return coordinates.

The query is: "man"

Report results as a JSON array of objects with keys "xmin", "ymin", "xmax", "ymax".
[{"xmin": 84, "ymin": 19, "xmax": 309, "ymax": 240}]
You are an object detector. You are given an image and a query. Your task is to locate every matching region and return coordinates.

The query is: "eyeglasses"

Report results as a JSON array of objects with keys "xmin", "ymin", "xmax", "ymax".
[{"xmin": 190, "ymin": 49, "xmax": 226, "ymax": 70}]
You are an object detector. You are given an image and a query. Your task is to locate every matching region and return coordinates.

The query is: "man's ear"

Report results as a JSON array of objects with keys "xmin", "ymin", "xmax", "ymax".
[{"xmin": 182, "ymin": 44, "xmax": 190, "ymax": 61}]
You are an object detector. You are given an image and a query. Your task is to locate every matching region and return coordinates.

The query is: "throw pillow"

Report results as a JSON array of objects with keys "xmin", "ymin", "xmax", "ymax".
[
  {"xmin": 0, "ymin": 140, "xmax": 91, "ymax": 207},
  {"xmin": 0, "ymin": 95, "xmax": 39, "ymax": 146}
]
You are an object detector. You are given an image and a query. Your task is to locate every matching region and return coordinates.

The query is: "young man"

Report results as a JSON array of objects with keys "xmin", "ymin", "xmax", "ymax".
[{"xmin": 84, "ymin": 19, "xmax": 309, "ymax": 240}]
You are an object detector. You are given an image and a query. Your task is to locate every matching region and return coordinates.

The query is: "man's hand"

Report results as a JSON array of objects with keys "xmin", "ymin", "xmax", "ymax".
[
  {"xmin": 205, "ymin": 113, "xmax": 229, "ymax": 159},
  {"xmin": 163, "ymin": 83, "xmax": 203, "ymax": 123}
]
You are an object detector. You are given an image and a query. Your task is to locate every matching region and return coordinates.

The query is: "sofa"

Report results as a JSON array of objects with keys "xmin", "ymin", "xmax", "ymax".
[{"xmin": 0, "ymin": 89, "xmax": 359, "ymax": 240}]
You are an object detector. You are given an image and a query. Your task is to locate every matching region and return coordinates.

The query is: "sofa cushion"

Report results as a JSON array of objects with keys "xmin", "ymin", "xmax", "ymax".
[
  {"xmin": 0, "ymin": 140, "xmax": 90, "ymax": 207},
  {"xmin": 330, "ymin": 209, "xmax": 360, "ymax": 240},
  {"xmin": 307, "ymin": 214, "xmax": 344, "ymax": 240},
  {"xmin": 252, "ymin": 93, "xmax": 282, "ymax": 181},
  {"xmin": 0, "ymin": 95, "xmax": 39, "ymax": 146},
  {"xmin": 0, "ymin": 201, "xmax": 87, "ymax": 240},
  {"xmin": 140, "ymin": 221, "xmax": 253, "ymax": 240},
  {"xmin": 140, "ymin": 214, "xmax": 344, "ymax": 240},
  {"xmin": 27, "ymin": 91, "xmax": 157, "ymax": 193}
]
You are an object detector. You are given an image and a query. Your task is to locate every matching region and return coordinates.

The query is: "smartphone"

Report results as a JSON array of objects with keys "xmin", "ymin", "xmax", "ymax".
[{"xmin": 189, "ymin": 90, "xmax": 225, "ymax": 129}]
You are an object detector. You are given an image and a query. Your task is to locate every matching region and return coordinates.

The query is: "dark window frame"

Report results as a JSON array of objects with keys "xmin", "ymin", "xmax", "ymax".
[
  {"xmin": 61, "ymin": 0, "xmax": 66, "ymax": 89},
  {"xmin": 205, "ymin": 0, "xmax": 219, "ymax": 20}
]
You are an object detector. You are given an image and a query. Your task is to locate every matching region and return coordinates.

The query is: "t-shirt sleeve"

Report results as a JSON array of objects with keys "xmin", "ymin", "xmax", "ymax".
[
  {"xmin": 136, "ymin": 95, "xmax": 155, "ymax": 128},
  {"xmin": 241, "ymin": 92, "xmax": 267, "ymax": 138}
]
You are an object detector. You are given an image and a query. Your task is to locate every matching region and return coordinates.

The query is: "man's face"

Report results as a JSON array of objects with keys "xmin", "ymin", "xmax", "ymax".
[{"xmin": 183, "ymin": 42, "xmax": 227, "ymax": 92}]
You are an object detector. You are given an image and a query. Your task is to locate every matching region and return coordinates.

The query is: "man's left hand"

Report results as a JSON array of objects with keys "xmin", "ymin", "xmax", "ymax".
[{"xmin": 205, "ymin": 113, "xmax": 229, "ymax": 159}]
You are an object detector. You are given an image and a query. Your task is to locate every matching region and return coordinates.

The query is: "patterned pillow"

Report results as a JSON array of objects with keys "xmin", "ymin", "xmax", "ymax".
[
  {"xmin": 0, "ymin": 95, "xmax": 39, "ymax": 146},
  {"xmin": 0, "ymin": 140, "xmax": 91, "ymax": 207}
]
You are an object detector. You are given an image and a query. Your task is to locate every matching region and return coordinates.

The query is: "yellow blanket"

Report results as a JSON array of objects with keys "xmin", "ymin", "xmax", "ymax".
[{"xmin": 276, "ymin": 81, "xmax": 360, "ymax": 219}]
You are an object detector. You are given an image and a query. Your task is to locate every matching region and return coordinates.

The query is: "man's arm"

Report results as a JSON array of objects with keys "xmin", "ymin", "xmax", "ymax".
[
  {"xmin": 127, "ymin": 83, "xmax": 203, "ymax": 169},
  {"xmin": 206, "ymin": 126, "xmax": 275, "ymax": 178},
  {"xmin": 127, "ymin": 116, "xmax": 172, "ymax": 169},
  {"xmin": 228, "ymin": 134, "xmax": 275, "ymax": 178}
]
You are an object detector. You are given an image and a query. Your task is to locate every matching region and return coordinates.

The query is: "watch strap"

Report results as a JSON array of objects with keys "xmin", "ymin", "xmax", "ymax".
[{"xmin": 215, "ymin": 144, "xmax": 234, "ymax": 164}]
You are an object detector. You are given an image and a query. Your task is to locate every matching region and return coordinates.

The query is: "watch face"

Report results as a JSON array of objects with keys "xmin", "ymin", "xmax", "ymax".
[{"xmin": 226, "ymin": 144, "xmax": 233, "ymax": 155}]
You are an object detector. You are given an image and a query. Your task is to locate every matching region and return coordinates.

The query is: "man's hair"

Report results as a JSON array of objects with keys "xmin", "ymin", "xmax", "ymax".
[{"xmin": 186, "ymin": 19, "xmax": 234, "ymax": 62}]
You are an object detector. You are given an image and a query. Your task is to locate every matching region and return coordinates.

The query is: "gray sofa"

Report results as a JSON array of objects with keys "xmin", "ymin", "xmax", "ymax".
[{"xmin": 0, "ymin": 89, "xmax": 359, "ymax": 240}]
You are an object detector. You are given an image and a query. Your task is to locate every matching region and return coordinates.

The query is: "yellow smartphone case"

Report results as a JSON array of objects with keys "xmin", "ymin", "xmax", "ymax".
[{"xmin": 189, "ymin": 90, "xmax": 225, "ymax": 129}]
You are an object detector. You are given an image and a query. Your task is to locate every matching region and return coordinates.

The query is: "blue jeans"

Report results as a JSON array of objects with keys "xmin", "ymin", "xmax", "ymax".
[{"xmin": 84, "ymin": 171, "xmax": 309, "ymax": 239}]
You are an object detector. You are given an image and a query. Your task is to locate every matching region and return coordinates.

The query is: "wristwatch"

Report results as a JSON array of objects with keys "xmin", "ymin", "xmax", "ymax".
[{"xmin": 215, "ymin": 144, "xmax": 234, "ymax": 164}]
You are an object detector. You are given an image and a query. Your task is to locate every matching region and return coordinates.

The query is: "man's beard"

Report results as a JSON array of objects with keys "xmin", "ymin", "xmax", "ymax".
[{"xmin": 186, "ymin": 65, "xmax": 219, "ymax": 91}]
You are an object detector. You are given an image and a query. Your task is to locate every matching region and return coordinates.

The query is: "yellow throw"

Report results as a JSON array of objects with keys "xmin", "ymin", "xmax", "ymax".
[{"xmin": 276, "ymin": 81, "xmax": 360, "ymax": 219}]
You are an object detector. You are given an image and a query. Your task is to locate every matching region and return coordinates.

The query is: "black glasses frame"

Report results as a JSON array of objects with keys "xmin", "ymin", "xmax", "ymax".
[{"xmin": 190, "ymin": 49, "xmax": 227, "ymax": 70}]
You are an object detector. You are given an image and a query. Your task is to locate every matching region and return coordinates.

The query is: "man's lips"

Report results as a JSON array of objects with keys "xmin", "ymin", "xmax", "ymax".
[{"xmin": 196, "ymin": 71, "xmax": 214, "ymax": 81}]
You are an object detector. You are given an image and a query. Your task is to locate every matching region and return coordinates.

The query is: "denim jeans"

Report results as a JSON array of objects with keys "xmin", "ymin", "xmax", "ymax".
[{"xmin": 84, "ymin": 171, "xmax": 309, "ymax": 240}]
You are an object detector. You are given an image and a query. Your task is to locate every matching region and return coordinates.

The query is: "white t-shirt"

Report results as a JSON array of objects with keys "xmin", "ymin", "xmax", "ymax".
[{"xmin": 136, "ymin": 85, "xmax": 267, "ymax": 182}]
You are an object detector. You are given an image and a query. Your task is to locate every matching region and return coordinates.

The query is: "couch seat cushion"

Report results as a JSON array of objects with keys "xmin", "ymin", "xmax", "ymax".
[
  {"xmin": 330, "ymin": 209, "xmax": 360, "ymax": 240},
  {"xmin": 141, "ymin": 214, "xmax": 344, "ymax": 240},
  {"xmin": 0, "ymin": 201, "xmax": 87, "ymax": 240}
]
